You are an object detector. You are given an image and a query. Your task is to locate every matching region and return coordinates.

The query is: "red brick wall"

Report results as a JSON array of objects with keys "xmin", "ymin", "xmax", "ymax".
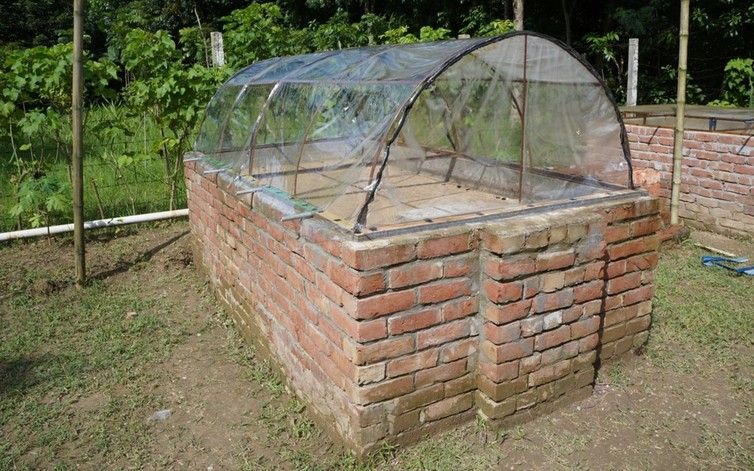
[
  {"xmin": 185, "ymin": 157, "xmax": 661, "ymax": 454},
  {"xmin": 477, "ymin": 200, "xmax": 660, "ymax": 422},
  {"xmin": 627, "ymin": 124, "xmax": 754, "ymax": 238}
]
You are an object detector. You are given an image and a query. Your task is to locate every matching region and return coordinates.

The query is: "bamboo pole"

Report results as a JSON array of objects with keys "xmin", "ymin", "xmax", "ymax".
[
  {"xmin": 670, "ymin": 0, "xmax": 690, "ymax": 225},
  {"xmin": 72, "ymin": 0, "xmax": 86, "ymax": 286}
]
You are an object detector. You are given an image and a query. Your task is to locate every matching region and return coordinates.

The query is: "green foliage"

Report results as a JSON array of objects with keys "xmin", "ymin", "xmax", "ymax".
[
  {"xmin": 381, "ymin": 25, "xmax": 451, "ymax": 44},
  {"xmin": 121, "ymin": 28, "xmax": 228, "ymax": 209},
  {"xmin": 719, "ymin": 58, "xmax": 754, "ymax": 108},
  {"xmin": 222, "ymin": 3, "xmax": 309, "ymax": 68},
  {"xmin": 477, "ymin": 20, "xmax": 515, "ymax": 37},
  {"xmin": 9, "ymin": 173, "xmax": 71, "ymax": 228}
]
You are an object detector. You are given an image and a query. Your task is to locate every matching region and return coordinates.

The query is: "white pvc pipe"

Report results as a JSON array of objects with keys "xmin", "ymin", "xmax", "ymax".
[{"xmin": 0, "ymin": 209, "xmax": 189, "ymax": 242}]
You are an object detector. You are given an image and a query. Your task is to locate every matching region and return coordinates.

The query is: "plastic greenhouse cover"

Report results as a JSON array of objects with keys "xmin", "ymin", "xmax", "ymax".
[{"xmin": 194, "ymin": 32, "xmax": 632, "ymax": 232}]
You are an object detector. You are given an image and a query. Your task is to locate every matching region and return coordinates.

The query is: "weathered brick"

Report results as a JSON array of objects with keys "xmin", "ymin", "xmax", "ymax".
[
  {"xmin": 484, "ymin": 299, "xmax": 532, "ymax": 324},
  {"xmin": 355, "ymin": 375, "xmax": 414, "ymax": 405},
  {"xmin": 388, "ymin": 307, "xmax": 442, "ymax": 335},
  {"xmin": 342, "ymin": 242, "xmax": 416, "ymax": 270},
  {"xmin": 535, "ymin": 325, "xmax": 571, "ymax": 351},
  {"xmin": 440, "ymin": 338, "xmax": 477, "ymax": 363},
  {"xmin": 329, "ymin": 305, "xmax": 388, "ymax": 342},
  {"xmin": 444, "ymin": 374, "xmax": 476, "ymax": 397},
  {"xmin": 623, "ymin": 284, "xmax": 654, "ymax": 306},
  {"xmin": 415, "ymin": 359, "xmax": 467, "ymax": 387},
  {"xmin": 416, "ymin": 319, "xmax": 471, "ymax": 350},
  {"xmin": 349, "ymin": 336, "xmax": 415, "ymax": 365},
  {"xmin": 394, "ymin": 383, "xmax": 445, "ymax": 414},
  {"xmin": 421, "ymin": 392, "xmax": 474, "ymax": 422},
  {"xmin": 573, "ymin": 280, "xmax": 604, "ymax": 304},
  {"xmin": 388, "ymin": 261, "xmax": 442, "ymax": 289},
  {"xmin": 481, "ymin": 338, "xmax": 533, "ymax": 363},
  {"xmin": 607, "ymin": 235, "xmax": 659, "ymax": 261},
  {"xmin": 627, "ymin": 315, "xmax": 652, "ymax": 335},
  {"xmin": 483, "ymin": 279, "xmax": 524, "ymax": 304},
  {"xmin": 390, "ymin": 409, "xmax": 420, "ymax": 434},
  {"xmin": 529, "ymin": 359, "xmax": 571, "ymax": 387},
  {"xmin": 484, "ymin": 255, "xmax": 536, "ymax": 281},
  {"xmin": 535, "ymin": 250, "xmax": 576, "ymax": 272},
  {"xmin": 356, "ymin": 363, "xmax": 386, "ymax": 385},
  {"xmin": 607, "ymin": 272, "xmax": 643, "ymax": 295},
  {"xmin": 478, "ymin": 375, "xmax": 528, "ymax": 402},
  {"xmin": 387, "ymin": 349, "xmax": 439, "ymax": 377},
  {"xmin": 570, "ymin": 315, "xmax": 600, "ymax": 339},
  {"xmin": 442, "ymin": 297, "xmax": 478, "ymax": 321},
  {"xmin": 345, "ymin": 289, "xmax": 417, "ymax": 319},
  {"xmin": 329, "ymin": 262, "xmax": 386, "ymax": 296},
  {"xmin": 480, "ymin": 360, "xmax": 519, "ymax": 382},
  {"xmin": 519, "ymin": 352, "xmax": 541, "ymax": 374},
  {"xmin": 418, "ymin": 233, "xmax": 472, "ymax": 259},
  {"xmin": 601, "ymin": 323, "xmax": 627, "ymax": 343},
  {"xmin": 476, "ymin": 391, "xmax": 516, "ymax": 419},
  {"xmin": 521, "ymin": 315, "xmax": 544, "ymax": 337},
  {"xmin": 419, "ymin": 278, "xmax": 472, "ymax": 304},
  {"xmin": 543, "ymin": 310, "xmax": 563, "ymax": 330},
  {"xmin": 484, "ymin": 321, "xmax": 521, "ymax": 345},
  {"xmin": 532, "ymin": 289, "xmax": 574, "ymax": 313},
  {"xmin": 481, "ymin": 231, "xmax": 525, "ymax": 254},
  {"xmin": 443, "ymin": 255, "xmax": 475, "ymax": 278}
]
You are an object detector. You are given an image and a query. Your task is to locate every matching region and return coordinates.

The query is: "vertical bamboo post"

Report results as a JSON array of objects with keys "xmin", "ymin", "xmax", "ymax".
[
  {"xmin": 514, "ymin": 0, "xmax": 524, "ymax": 31},
  {"xmin": 72, "ymin": 0, "xmax": 86, "ymax": 287},
  {"xmin": 670, "ymin": 0, "xmax": 690, "ymax": 225}
]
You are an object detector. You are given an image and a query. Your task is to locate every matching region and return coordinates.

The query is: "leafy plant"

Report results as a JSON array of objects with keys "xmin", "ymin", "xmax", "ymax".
[
  {"xmin": 9, "ymin": 173, "xmax": 71, "ymax": 228},
  {"xmin": 222, "ymin": 3, "xmax": 309, "ymax": 69},
  {"xmin": 381, "ymin": 25, "xmax": 451, "ymax": 44},
  {"xmin": 720, "ymin": 58, "xmax": 753, "ymax": 107},
  {"xmin": 122, "ymin": 28, "xmax": 228, "ymax": 209}
]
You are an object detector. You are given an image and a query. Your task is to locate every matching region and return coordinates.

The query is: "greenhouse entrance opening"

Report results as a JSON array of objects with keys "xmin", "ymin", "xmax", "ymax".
[{"xmin": 193, "ymin": 32, "xmax": 634, "ymax": 236}]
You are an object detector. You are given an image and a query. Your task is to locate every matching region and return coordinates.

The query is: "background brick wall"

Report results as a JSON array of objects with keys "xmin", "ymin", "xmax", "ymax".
[
  {"xmin": 626, "ymin": 124, "xmax": 753, "ymax": 238},
  {"xmin": 185, "ymin": 158, "xmax": 661, "ymax": 454}
]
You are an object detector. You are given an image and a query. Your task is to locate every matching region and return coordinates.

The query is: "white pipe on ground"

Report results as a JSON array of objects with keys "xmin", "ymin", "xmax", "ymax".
[{"xmin": 0, "ymin": 209, "xmax": 189, "ymax": 243}]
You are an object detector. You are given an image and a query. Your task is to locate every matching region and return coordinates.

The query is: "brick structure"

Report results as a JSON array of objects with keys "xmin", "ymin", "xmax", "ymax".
[
  {"xmin": 626, "ymin": 124, "xmax": 754, "ymax": 238},
  {"xmin": 185, "ymin": 157, "xmax": 661, "ymax": 454}
]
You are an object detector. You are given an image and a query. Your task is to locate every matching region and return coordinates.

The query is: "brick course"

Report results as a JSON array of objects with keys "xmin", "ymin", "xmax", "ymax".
[{"xmin": 185, "ymin": 157, "xmax": 661, "ymax": 455}]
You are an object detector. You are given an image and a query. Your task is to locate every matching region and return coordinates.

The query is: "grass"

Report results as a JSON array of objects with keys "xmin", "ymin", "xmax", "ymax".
[
  {"xmin": 649, "ymin": 240, "xmax": 754, "ymax": 376},
  {"xmin": 0, "ymin": 226, "xmax": 752, "ymax": 470}
]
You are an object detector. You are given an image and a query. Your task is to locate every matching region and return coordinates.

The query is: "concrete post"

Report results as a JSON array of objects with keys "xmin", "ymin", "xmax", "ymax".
[
  {"xmin": 210, "ymin": 32, "xmax": 225, "ymax": 67},
  {"xmin": 626, "ymin": 38, "xmax": 639, "ymax": 106}
]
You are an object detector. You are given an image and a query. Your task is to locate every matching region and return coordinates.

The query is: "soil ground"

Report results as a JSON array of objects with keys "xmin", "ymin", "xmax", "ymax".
[{"xmin": 1, "ymin": 221, "xmax": 752, "ymax": 470}]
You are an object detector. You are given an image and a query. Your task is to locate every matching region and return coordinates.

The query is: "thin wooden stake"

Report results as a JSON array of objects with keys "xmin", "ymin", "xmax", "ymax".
[
  {"xmin": 72, "ymin": 0, "xmax": 86, "ymax": 287},
  {"xmin": 91, "ymin": 179, "xmax": 105, "ymax": 219},
  {"xmin": 670, "ymin": 0, "xmax": 690, "ymax": 225}
]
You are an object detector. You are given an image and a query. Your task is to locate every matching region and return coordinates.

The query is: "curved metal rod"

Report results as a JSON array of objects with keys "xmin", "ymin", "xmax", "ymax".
[
  {"xmin": 245, "ymin": 51, "xmax": 340, "ymax": 177},
  {"xmin": 353, "ymin": 30, "xmax": 635, "ymax": 231}
]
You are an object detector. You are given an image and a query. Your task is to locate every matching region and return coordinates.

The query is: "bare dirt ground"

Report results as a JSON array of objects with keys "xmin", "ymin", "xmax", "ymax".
[{"xmin": 1, "ymin": 221, "xmax": 752, "ymax": 470}]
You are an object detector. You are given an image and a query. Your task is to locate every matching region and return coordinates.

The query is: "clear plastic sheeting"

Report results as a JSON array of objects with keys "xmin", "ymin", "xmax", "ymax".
[{"xmin": 194, "ymin": 32, "xmax": 633, "ymax": 232}]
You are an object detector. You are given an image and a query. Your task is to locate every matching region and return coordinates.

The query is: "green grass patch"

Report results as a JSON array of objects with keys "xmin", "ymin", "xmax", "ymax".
[{"xmin": 647, "ymin": 241, "xmax": 754, "ymax": 375}]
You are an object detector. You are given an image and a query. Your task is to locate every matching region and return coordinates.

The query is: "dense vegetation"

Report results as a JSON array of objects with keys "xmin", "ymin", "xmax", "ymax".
[{"xmin": 0, "ymin": 0, "xmax": 752, "ymax": 231}]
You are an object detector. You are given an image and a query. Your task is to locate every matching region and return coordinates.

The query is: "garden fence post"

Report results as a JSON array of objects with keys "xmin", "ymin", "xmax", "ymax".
[
  {"xmin": 211, "ymin": 32, "xmax": 225, "ymax": 67},
  {"xmin": 671, "ymin": 0, "xmax": 690, "ymax": 225},
  {"xmin": 72, "ymin": 0, "xmax": 86, "ymax": 287},
  {"xmin": 626, "ymin": 38, "xmax": 639, "ymax": 106}
]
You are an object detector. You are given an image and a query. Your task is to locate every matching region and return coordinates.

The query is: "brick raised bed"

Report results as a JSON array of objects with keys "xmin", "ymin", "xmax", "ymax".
[
  {"xmin": 626, "ymin": 124, "xmax": 754, "ymax": 238},
  {"xmin": 185, "ymin": 157, "xmax": 661, "ymax": 454}
]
